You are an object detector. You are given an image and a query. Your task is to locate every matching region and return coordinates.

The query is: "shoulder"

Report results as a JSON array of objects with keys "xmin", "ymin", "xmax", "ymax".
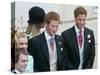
[
  {"xmin": 85, "ymin": 27, "xmax": 94, "ymax": 35},
  {"xmin": 85, "ymin": 27, "xmax": 93, "ymax": 32},
  {"xmin": 29, "ymin": 33, "xmax": 43, "ymax": 42},
  {"xmin": 61, "ymin": 26, "xmax": 74, "ymax": 35},
  {"xmin": 28, "ymin": 55, "xmax": 34, "ymax": 64},
  {"xmin": 28, "ymin": 55, "xmax": 33, "ymax": 59},
  {"xmin": 55, "ymin": 34, "xmax": 61, "ymax": 38},
  {"xmin": 55, "ymin": 34, "xmax": 63, "ymax": 42},
  {"xmin": 55, "ymin": 34, "xmax": 61, "ymax": 37}
]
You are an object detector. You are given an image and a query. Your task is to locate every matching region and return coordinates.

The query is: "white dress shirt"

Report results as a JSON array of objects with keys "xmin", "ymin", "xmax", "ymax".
[
  {"xmin": 75, "ymin": 25, "xmax": 84, "ymax": 69},
  {"xmin": 44, "ymin": 30, "xmax": 57, "ymax": 71}
]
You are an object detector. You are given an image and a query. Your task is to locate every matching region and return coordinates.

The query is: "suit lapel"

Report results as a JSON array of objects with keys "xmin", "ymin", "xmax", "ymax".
[
  {"xmin": 83, "ymin": 28, "xmax": 88, "ymax": 58},
  {"xmin": 41, "ymin": 33, "xmax": 49, "ymax": 62},
  {"xmin": 72, "ymin": 27, "xmax": 80, "ymax": 59},
  {"xmin": 55, "ymin": 35, "xmax": 61, "ymax": 60}
]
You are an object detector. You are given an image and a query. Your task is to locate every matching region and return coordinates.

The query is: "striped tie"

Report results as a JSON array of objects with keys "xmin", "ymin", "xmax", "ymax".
[{"xmin": 78, "ymin": 30, "xmax": 83, "ymax": 48}]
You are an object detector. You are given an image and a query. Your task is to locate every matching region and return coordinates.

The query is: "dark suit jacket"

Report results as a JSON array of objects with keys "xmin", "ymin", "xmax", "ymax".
[
  {"xmin": 28, "ymin": 32, "xmax": 65, "ymax": 72},
  {"xmin": 61, "ymin": 26, "xmax": 95, "ymax": 69}
]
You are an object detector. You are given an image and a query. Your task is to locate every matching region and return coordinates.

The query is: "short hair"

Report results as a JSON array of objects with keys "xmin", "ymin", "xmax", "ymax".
[
  {"xmin": 74, "ymin": 6, "xmax": 87, "ymax": 18},
  {"xmin": 44, "ymin": 11, "xmax": 60, "ymax": 24},
  {"xmin": 15, "ymin": 48, "xmax": 28, "ymax": 63}
]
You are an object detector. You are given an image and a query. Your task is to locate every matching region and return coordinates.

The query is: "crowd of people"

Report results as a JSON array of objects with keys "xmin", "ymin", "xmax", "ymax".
[{"xmin": 11, "ymin": 6, "xmax": 95, "ymax": 74}]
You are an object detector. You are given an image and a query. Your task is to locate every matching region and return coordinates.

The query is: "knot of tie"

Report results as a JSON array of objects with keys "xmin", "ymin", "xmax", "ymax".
[{"xmin": 79, "ymin": 30, "xmax": 82, "ymax": 34}]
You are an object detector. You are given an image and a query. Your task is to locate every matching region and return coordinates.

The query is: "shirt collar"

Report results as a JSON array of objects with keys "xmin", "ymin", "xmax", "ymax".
[
  {"xmin": 14, "ymin": 69, "xmax": 22, "ymax": 74},
  {"xmin": 74, "ymin": 25, "xmax": 84, "ymax": 33},
  {"xmin": 44, "ymin": 30, "xmax": 55, "ymax": 41}
]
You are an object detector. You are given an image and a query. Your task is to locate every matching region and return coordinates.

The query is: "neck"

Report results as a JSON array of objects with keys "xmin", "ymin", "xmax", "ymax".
[
  {"xmin": 46, "ymin": 30, "xmax": 53, "ymax": 37},
  {"xmin": 31, "ymin": 25, "xmax": 40, "ymax": 36}
]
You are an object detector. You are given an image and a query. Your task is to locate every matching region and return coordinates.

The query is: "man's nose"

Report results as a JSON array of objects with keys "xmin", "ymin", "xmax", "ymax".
[{"xmin": 81, "ymin": 20, "xmax": 85, "ymax": 25}]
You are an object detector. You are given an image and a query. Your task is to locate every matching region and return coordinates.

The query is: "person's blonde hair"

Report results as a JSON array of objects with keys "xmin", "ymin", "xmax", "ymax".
[{"xmin": 14, "ymin": 31, "xmax": 27, "ymax": 48}]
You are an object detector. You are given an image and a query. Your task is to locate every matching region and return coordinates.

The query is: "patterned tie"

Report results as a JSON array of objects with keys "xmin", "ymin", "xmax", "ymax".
[
  {"xmin": 50, "ymin": 38, "xmax": 54, "ymax": 51},
  {"xmin": 78, "ymin": 30, "xmax": 83, "ymax": 48}
]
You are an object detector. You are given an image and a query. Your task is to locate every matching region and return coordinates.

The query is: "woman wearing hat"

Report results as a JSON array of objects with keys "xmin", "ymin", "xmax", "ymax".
[{"xmin": 26, "ymin": 6, "xmax": 46, "ymax": 39}]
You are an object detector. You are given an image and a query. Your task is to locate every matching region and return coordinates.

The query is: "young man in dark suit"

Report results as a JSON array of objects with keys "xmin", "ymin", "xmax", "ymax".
[
  {"xmin": 28, "ymin": 11, "xmax": 65, "ymax": 72},
  {"xmin": 61, "ymin": 6, "xmax": 95, "ymax": 70}
]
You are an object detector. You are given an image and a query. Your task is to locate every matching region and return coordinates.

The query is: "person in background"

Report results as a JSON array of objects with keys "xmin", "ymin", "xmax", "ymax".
[
  {"xmin": 12, "ymin": 48, "xmax": 28, "ymax": 74},
  {"xmin": 26, "ymin": 6, "xmax": 46, "ymax": 39},
  {"xmin": 11, "ymin": 31, "xmax": 34, "ymax": 73},
  {"xmin": 61, "ymin": 6, "xmax": 95, "ymax": 70},
  {"xmin": 28, "ymin": 11, "xmax": 65, "ymax": 72}
]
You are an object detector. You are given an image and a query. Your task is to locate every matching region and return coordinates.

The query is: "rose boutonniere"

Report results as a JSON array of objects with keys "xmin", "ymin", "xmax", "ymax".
[
  {"xmin": 61, "ymin": 48, "xmax": 63, "ymax": 51},
  {"xmin": 57, "ymin": 41, "xmax": 63, "ymax": 51},
  {"xmin": 87, "ymin": 34, "xmax": 91, "ymax": 39},
  {"xmin": 87, "ymin": 34, "xmax": 91, "ymax": 43},
  {"xmin": 88, "ymin": 40, "xmax": 91, "ymax": 43}
]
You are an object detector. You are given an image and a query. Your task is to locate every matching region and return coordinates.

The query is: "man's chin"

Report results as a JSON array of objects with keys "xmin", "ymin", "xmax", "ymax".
[
  {"xmin": 20, "ymin": 69, "xmax": 25, "ymax": 73},
  {"xmin": 79, "ymin": 26, "xmax": 84, "ymax": 30}
]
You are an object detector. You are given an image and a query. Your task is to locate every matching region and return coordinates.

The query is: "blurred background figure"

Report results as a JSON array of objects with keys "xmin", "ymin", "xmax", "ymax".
[
  {"xmin": 11, "ymin": 31, "xmax": 34, "ymax": 73},
  {"xmin": 26, "ymin": 6, "xmax": 46, "ymax": 39},
  {"xmin": 12, "ymin": 48, "xmax": 28, "ymax": 74}
]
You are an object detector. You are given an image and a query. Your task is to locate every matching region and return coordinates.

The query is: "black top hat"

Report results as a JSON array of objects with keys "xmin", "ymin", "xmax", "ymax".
[{"xmin": 28, "ymin": 6, "xmax": 45, "ymax": 24}]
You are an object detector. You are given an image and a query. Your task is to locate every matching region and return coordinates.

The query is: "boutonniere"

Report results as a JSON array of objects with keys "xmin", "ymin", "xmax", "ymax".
[
  {"xmin": 87, "ymin": 34, "xmax": 91, "ymax": 39},
  {"xmin": 61, "ymin": 48, "xmax": 63, "ymax": 51},
  {"xmin": 88, "ymin": 40, "xmax": 91, "ymax": 43},
  {"xmin": 57, "ymin": 41, "xmax": 63, "ymax": 51}
]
